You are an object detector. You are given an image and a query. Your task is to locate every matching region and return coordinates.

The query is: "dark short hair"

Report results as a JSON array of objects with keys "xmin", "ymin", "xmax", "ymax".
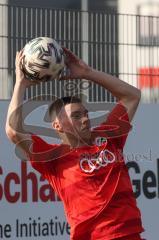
[{"xmin": 49, "ymin": 96, "xmax": 82, "ymax": 121}]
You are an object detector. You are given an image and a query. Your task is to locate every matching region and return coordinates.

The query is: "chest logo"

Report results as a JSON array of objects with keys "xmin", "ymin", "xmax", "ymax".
[{"xmin": 79, "ymin": 149, "xmax": 115, "ymax": 173}]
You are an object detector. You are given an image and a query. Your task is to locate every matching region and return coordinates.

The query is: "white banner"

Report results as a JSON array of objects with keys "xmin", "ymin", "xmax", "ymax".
[
  {"xmin": 125, "ymin": 104, "xmax": 159, "ymax": 240},
  {"xmin": 0, "ymin": 101, "xmax": 159, "ymax": 239},
  {"xmin": 0, "ymin": 101, "xmax": 70, "ymax": 240}
]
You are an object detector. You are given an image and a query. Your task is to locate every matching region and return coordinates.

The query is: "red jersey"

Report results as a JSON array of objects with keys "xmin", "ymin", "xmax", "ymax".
[{"xmin": 30, "ymin": 103, "xmax": 144, "ymax": 240}]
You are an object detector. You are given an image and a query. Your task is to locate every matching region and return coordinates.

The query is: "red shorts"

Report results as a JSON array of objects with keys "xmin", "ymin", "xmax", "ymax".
[
  {"xmin": 72, "ymin": 232, "xmax": 145, "ymax": 240},
  {"xmin": 117, "ymin": 233, "xmax": 144, "ymax": 240}
]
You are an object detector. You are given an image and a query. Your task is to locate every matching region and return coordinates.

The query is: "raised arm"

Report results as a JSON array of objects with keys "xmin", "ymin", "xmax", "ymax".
[
  {"xmin": 5, "ymin": 51, "xmax": 40, "ymax": 156},
  {"xmin": 61, "ymin": 48, "xmax": 141, "ymax": 122},
  {"xmin": 84, "ymin": 70, "xmax": 141, "ymax": 122}
]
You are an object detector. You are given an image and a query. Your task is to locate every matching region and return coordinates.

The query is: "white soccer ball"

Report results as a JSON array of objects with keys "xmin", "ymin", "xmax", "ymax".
[{"xmin": 22, "ymin": 37, "xmax": 65, "ymax": 81}]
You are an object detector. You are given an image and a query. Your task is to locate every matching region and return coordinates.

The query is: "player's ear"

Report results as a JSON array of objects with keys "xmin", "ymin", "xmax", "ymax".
[{"xmin": 52, "ymin": 120, "xmax": 63, "ymax": 132}]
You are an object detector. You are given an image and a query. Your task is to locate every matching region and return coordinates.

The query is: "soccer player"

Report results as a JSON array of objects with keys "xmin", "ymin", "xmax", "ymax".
[{"xmin": 5, "ymin": 49, "xmax": 144, "ymax": 240}]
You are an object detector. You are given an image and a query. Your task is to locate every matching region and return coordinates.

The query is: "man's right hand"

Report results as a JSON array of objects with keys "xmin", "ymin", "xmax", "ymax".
[{"xmin": 15, "ymin": 50, "xmax": 41, "ymax": 87}]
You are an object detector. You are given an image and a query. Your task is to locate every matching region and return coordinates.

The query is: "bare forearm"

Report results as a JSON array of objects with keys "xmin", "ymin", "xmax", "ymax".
[
  {"xmin": 6, "ymin": 83, "xmax": 26, "ymax": 134},
  {"xmin": 84, "ymin": 69, "xmax": 141, "ymax": 101}
]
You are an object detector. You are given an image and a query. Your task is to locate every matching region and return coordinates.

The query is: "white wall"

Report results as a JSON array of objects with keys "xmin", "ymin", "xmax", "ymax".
[
  {"xmin": 118, "ymin": 0, "xmax": 159, "ymax": 15},
  {"xmin": 118, "ymin": 0, "xmax": 159, "ymax": 102}
]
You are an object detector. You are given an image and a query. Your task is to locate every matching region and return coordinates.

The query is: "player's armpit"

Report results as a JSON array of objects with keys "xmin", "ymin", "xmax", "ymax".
[
  {"xmin": 119, "ymin": 94, "xmax": 141, "ymax": 122},
  {"xmin": 11, "ymin": 133, "xmax": 57, "ymax": 163},
  {"xmin": 5, "ymin": 128, "xmax": 33, "ymax": 160}
]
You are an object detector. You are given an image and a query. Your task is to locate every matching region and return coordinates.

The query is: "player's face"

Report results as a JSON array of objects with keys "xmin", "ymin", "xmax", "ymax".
[{"xmin": 58, "ymin": 103, "xmax": 91, "ymax": 140}]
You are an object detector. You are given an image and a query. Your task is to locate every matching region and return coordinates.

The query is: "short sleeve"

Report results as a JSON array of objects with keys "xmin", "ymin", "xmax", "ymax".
[
  {"xmin": 29, "ymin": 134, "xmax": 58, "ymax": 176},
  {"xmin": 93, "ymin": 103, "xmax": 132, "ymax": 150}
]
